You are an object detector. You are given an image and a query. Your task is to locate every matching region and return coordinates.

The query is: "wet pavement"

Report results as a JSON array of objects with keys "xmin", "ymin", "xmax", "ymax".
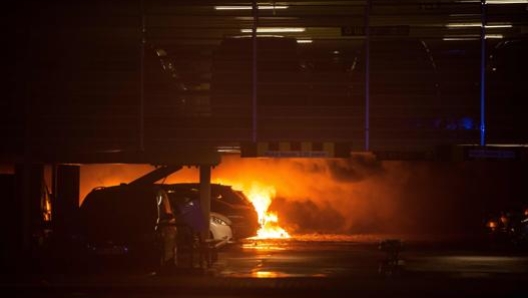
[
  {"xmin": 216, "ymin": 235, "xmax": 382, "ymax": 278},
  {"xmin": 2, "ymin": 234, "xmax": 528, "ymax": 297},
  {"xmin": 216, "ymin": 235, "xmax": 528, "ymax": 279}
]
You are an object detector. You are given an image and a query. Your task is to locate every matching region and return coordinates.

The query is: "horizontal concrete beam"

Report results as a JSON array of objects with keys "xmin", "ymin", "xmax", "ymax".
[{"xmin": 6, "ymin": 146, "xmax": 221, "ymax": 166}]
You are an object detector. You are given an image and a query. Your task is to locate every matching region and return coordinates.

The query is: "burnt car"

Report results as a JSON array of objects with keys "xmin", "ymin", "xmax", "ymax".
[{"xmin": 162, "ymin": 183, "xmax": 260, "ymax": 240}]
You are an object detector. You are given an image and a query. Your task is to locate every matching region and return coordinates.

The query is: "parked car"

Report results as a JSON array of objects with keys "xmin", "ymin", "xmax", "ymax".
[
  {"xmin": 76, "ymin": 184, "xmax": 234, "ymax": 271},
  {"xmin": 125, "ymin": 166, "xmax": 259, "ymax": 239},
  {"xmin": 485, "ymin": 206, "xmax": 528, "ymax": 249},
  {"xmin": 162, "ymin": 183, "xmax": 260, "ymax": 240},
  {"xmin": 76, "ymin": 185, "xmax": 176, "ymax": 271},
  {"xmin": 168, "ymin": 190, "xmax": 234, "ymax": 243}
]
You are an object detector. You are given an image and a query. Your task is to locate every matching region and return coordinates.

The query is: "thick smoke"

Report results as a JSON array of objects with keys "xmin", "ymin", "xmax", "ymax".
[{"xmin": 80, "ymin": 155, "xmax": 528, "ymax": 237}]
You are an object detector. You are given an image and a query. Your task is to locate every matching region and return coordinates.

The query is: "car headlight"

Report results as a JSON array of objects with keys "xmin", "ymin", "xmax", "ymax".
[{"xmin": 211, "ymin": 216, "xmax": 229, "ymax": 226}]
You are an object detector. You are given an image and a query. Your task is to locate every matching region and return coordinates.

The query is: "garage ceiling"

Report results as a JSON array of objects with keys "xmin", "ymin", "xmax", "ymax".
[
  {"xmin": 141, "ymin": 0, "xmax": 527, "ymax": 93},
  {"xmin": 3, "ymin": 0, "xmax": 528, "ymax": 162}
]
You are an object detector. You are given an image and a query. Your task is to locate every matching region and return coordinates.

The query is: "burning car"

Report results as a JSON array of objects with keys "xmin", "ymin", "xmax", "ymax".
[
  {"xmin": 167, "ymin": 189, "xmax": 234, "ymax": 243},
  {"xmin": 162, "ymin": 183, "xmax": 260, "ymax": 240}
]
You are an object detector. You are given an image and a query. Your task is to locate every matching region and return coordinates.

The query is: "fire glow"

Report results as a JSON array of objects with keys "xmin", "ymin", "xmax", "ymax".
[
  {"xmin": 79, "ymin": 163, "xmax": 292, "ymax": 239},
  {"xmin": 80, "ymin": 155, "xmax": 429, "ymax": 237},
  {"xmin": 79, "ymin": 158, "xmax": 370, "ymax": 238},
  {"xmin": 241, "ymin": 183, "xmax": 290, "ymax": 239}
]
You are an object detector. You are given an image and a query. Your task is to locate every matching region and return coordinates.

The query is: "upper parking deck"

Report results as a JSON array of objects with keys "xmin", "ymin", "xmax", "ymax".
[{"xmin": 2, "ymin": 1, "xmax": 528, "ymax": 163}]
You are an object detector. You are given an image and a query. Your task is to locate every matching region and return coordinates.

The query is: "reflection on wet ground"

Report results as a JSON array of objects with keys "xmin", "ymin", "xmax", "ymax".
[
  {"xmin": 215, "ymin": 234, "xmax": 528, "ymax": 279},
  {"xmin": 2, "ymin": 234, "xmax": 528, "ymax": 297},
  {"xmin": 220, "ymin": 235, "xmax": 377, "ymax": 278}
]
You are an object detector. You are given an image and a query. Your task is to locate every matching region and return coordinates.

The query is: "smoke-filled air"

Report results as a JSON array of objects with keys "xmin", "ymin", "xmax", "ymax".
[{"xmin": 80, "ymin": 155, "xmax": 525, "ymax": 237}]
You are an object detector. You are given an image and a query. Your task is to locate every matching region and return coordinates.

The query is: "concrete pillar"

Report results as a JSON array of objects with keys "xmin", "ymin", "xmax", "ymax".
[
  {"xmin": 52, "ymin": 165, "xmax": 80, "ymax": 243},
  {"xmin": 0, "ymin": 173, "xmax": 16, "ymax": 269},
  {"xmin": 14, "ymin": 164, "xmax": 44, "ymax": 268},
  {"xmin": 199, "ymin": 165, "xmax": 211, "ymax": 240}
]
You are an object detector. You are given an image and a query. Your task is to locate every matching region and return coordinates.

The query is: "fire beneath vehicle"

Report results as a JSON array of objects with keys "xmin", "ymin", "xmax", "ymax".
[{"xmin": 231, "ymin": 182, "xmax": 290, "ymax": 239}]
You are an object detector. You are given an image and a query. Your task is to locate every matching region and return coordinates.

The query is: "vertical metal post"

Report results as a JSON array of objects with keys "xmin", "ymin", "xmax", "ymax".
[
  {"xmin": 480, "ymin": 0, "xmax": 487, "ymax": 146},
  {"xmin": 51, "ymin": 163, "xmax": 57, "ymax": 231},
  {"xmin": 252, "ymin": 1, "xmax": 258, "ymax": 142},
  {"xmin": 20, "ymin": 163, "xmax": 31, "ymax": 260},
  {"xmin": 199, "ymin": 165, "xmax": 211, "ymax": 240},
  {"xmin": 51, "ymin": 164, "xmax": 57, "ymax": 205},
  {"xmin": 364, "ymin": 0, "xmax": 371, "ymax": 151},
  {"xmin": 139, "ymin": 0, "xmax": 146, "ymax": 151},
  {"xmin": 22, "ymin": 29, "xmax": 33, "ymax": 259}
]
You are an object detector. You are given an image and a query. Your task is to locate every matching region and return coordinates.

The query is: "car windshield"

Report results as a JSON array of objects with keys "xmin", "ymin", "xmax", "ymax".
[
  {"xmin": 162, "ymin": 184, "xmax": 251, "ymax": 207},
  {"xmin": 213, "ymin": 186, "xmax": 251, "ymax": 206}
]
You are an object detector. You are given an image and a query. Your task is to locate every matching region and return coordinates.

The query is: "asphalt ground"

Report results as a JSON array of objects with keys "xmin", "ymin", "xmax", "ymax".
[{"xmin": 2, "ymin": 234, "xmax": 528, "ymax": 297}]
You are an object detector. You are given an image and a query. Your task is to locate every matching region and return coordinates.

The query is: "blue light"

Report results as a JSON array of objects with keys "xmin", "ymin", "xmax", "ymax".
[{"xmin": 459, "ymin": 117, "xmax": 475, "ymax": 130}]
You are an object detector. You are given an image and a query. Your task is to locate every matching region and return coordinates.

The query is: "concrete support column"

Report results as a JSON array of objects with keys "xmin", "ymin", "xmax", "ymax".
[
  {"xmin": 14, "ymin": 164, "xmax": 44, "ymax": 268},
  {"xmin": 52, "ymin": 165, "xmax": 80, "ymax": 243},
  {"xmin": 0, "ymin": 173, "xmax": 15, "ymax": 269},
  {"xmin": 199, "ymin": 165, "xmax": 211, "ymax": 240}
]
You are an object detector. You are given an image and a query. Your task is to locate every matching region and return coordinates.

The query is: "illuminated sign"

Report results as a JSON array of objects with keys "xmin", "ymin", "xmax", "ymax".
[{"xmin": 464, "ymin": 146, "xmax": 520, "ymax": 160}]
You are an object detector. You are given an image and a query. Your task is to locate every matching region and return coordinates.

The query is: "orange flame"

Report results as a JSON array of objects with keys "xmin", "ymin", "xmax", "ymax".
[{"xmin": 233, "ymin": 182, "xmax": 290, "ymax": 239}]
